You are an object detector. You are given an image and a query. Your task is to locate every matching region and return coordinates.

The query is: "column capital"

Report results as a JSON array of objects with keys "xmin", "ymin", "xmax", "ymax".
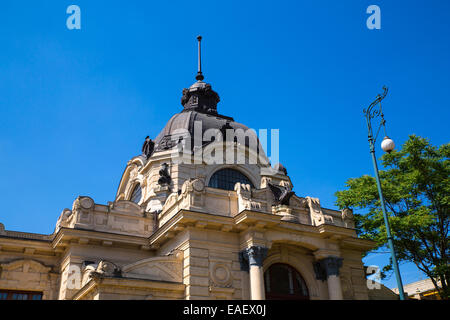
[
  {"xmin": 239, "ymin": 246, "xmax": 268, "ymax": 271},
  {"xmin": 313, "ymin": 256, "xmax": 343, "ymax": 280}
]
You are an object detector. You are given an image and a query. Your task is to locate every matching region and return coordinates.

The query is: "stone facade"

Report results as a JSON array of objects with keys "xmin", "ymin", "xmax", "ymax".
[
  {"xmin": 0, "ymin": 55, "xmax": 377, "ymax": 300},
  {"xmin": 0, "ymin": 147, "xmax": 375, "ymax": 300}
]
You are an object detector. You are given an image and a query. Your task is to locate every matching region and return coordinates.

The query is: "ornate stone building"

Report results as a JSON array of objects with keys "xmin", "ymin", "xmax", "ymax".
[{"xmin": 0, "ymin": 38, "xmax": 374, "ymax": 300}]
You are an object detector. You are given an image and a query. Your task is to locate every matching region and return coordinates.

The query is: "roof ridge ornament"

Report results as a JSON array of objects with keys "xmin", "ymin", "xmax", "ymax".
[{"xmin": 196, "ymin": 35, "xmax": 204, "ymax": 81}]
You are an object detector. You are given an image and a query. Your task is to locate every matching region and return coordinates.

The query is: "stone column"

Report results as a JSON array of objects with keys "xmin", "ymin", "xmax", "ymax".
[
  {"xmin": 239, "ymin": 246, "xmax": 268, "ymax": 300},
  {"xmin": 314, "ymin": 256, "xmax": 343, "ymax": 300}
]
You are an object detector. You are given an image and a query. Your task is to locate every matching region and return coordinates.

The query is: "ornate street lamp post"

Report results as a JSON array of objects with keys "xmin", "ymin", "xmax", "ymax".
[{"xmin": 363, "ymin": 86, "xmax": 406, "ymax": 300}]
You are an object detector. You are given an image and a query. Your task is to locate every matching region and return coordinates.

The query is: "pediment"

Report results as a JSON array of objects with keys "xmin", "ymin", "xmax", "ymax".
[
  {"xmin": 122, "ymin": 256, "xmax": 182, "ymax": 283},
  {"xmin": 0, "ymin": 259, "xmax": 51, "ymax": 273}
]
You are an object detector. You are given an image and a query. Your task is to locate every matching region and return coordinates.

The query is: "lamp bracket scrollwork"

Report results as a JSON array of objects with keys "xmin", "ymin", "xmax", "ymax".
[{"xmin": 363, "ymin": 86, "xmax": 389, "ymax": 144}]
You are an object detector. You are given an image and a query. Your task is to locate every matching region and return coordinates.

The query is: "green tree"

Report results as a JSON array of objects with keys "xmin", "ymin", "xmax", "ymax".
[{"xmin": 335, "ymin": 135, "xmax": 449, "ymax": 299}]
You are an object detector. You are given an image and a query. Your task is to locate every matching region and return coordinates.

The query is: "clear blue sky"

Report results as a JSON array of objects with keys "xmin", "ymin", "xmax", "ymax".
[{"xmin": 1, "ymin": 1, "xmax": 449, "ymax": 289}]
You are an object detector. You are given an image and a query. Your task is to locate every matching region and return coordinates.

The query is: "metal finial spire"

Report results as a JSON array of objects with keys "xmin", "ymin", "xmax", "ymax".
[{"xmin": 196, "ymin": 35, "xmax": 204, "ymax": 81}]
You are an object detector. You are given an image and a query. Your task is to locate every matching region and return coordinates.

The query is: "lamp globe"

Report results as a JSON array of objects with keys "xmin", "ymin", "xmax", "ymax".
[{"xmin": 381, "ymin": 136, "xmax": 395, "ymax": 153}]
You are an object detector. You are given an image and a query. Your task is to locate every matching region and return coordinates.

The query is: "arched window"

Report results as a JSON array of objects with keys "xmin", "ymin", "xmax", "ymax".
[
  {"xmin": 264, "ymin": 263, "xmax": 309, "ymax": 300},
  {"xmin": 208, "ymin": 168, "xmax": 254, "ymax": 191},
  {"xmin": 130, "ymin": 184, "xmax": 142, "ymax": 204}
]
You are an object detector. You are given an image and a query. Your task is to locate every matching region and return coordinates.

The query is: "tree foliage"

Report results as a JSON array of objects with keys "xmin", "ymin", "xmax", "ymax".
[{"xmin": 335, "ymin": 135, "xmax": 449, "ymax": 299}]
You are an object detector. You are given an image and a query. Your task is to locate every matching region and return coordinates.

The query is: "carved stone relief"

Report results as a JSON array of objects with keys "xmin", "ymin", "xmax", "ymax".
[
  {"xmin": 341, "ymin": 208, "xmax": 355, "ymax": 228},
  {"xmin": 209, "ymin": 261, "xmax": 233, "ymax": 288},
  {"xmin": 177, "ymin": 178, "xmax": 206, "ymax": 210},
  {"xmin": 235, "ymin": 183, "xmax": 263, "ymax": 212},
  {"xmin": 55, "ymin": 208, "xmax": 73, "ymax": 231},
  {"xmin": 272, "ymin": 205, "xmax": 299, "ymax": 223},
  {"xmin": 306, "ymin": 197, "xmax": 325, "ymax": 226}
]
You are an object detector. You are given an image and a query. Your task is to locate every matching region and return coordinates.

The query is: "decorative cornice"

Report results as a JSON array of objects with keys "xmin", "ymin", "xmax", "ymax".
[
  {"xmin": 0, "ymin": 230, "xmax": 53, "ymax": 242},
  {"xmin": 52, "ymin": 227, "xmax": 149, "ymax": 251}
]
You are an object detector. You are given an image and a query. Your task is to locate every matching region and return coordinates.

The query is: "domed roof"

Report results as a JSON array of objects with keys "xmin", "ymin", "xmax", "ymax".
[
  {"xmin": 147, "ymin": 36, "xmax": 263, "ymax": 156},
  {"xmin": 153, "ymin": 109, "xmax": 260, "ymax": 153}
]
